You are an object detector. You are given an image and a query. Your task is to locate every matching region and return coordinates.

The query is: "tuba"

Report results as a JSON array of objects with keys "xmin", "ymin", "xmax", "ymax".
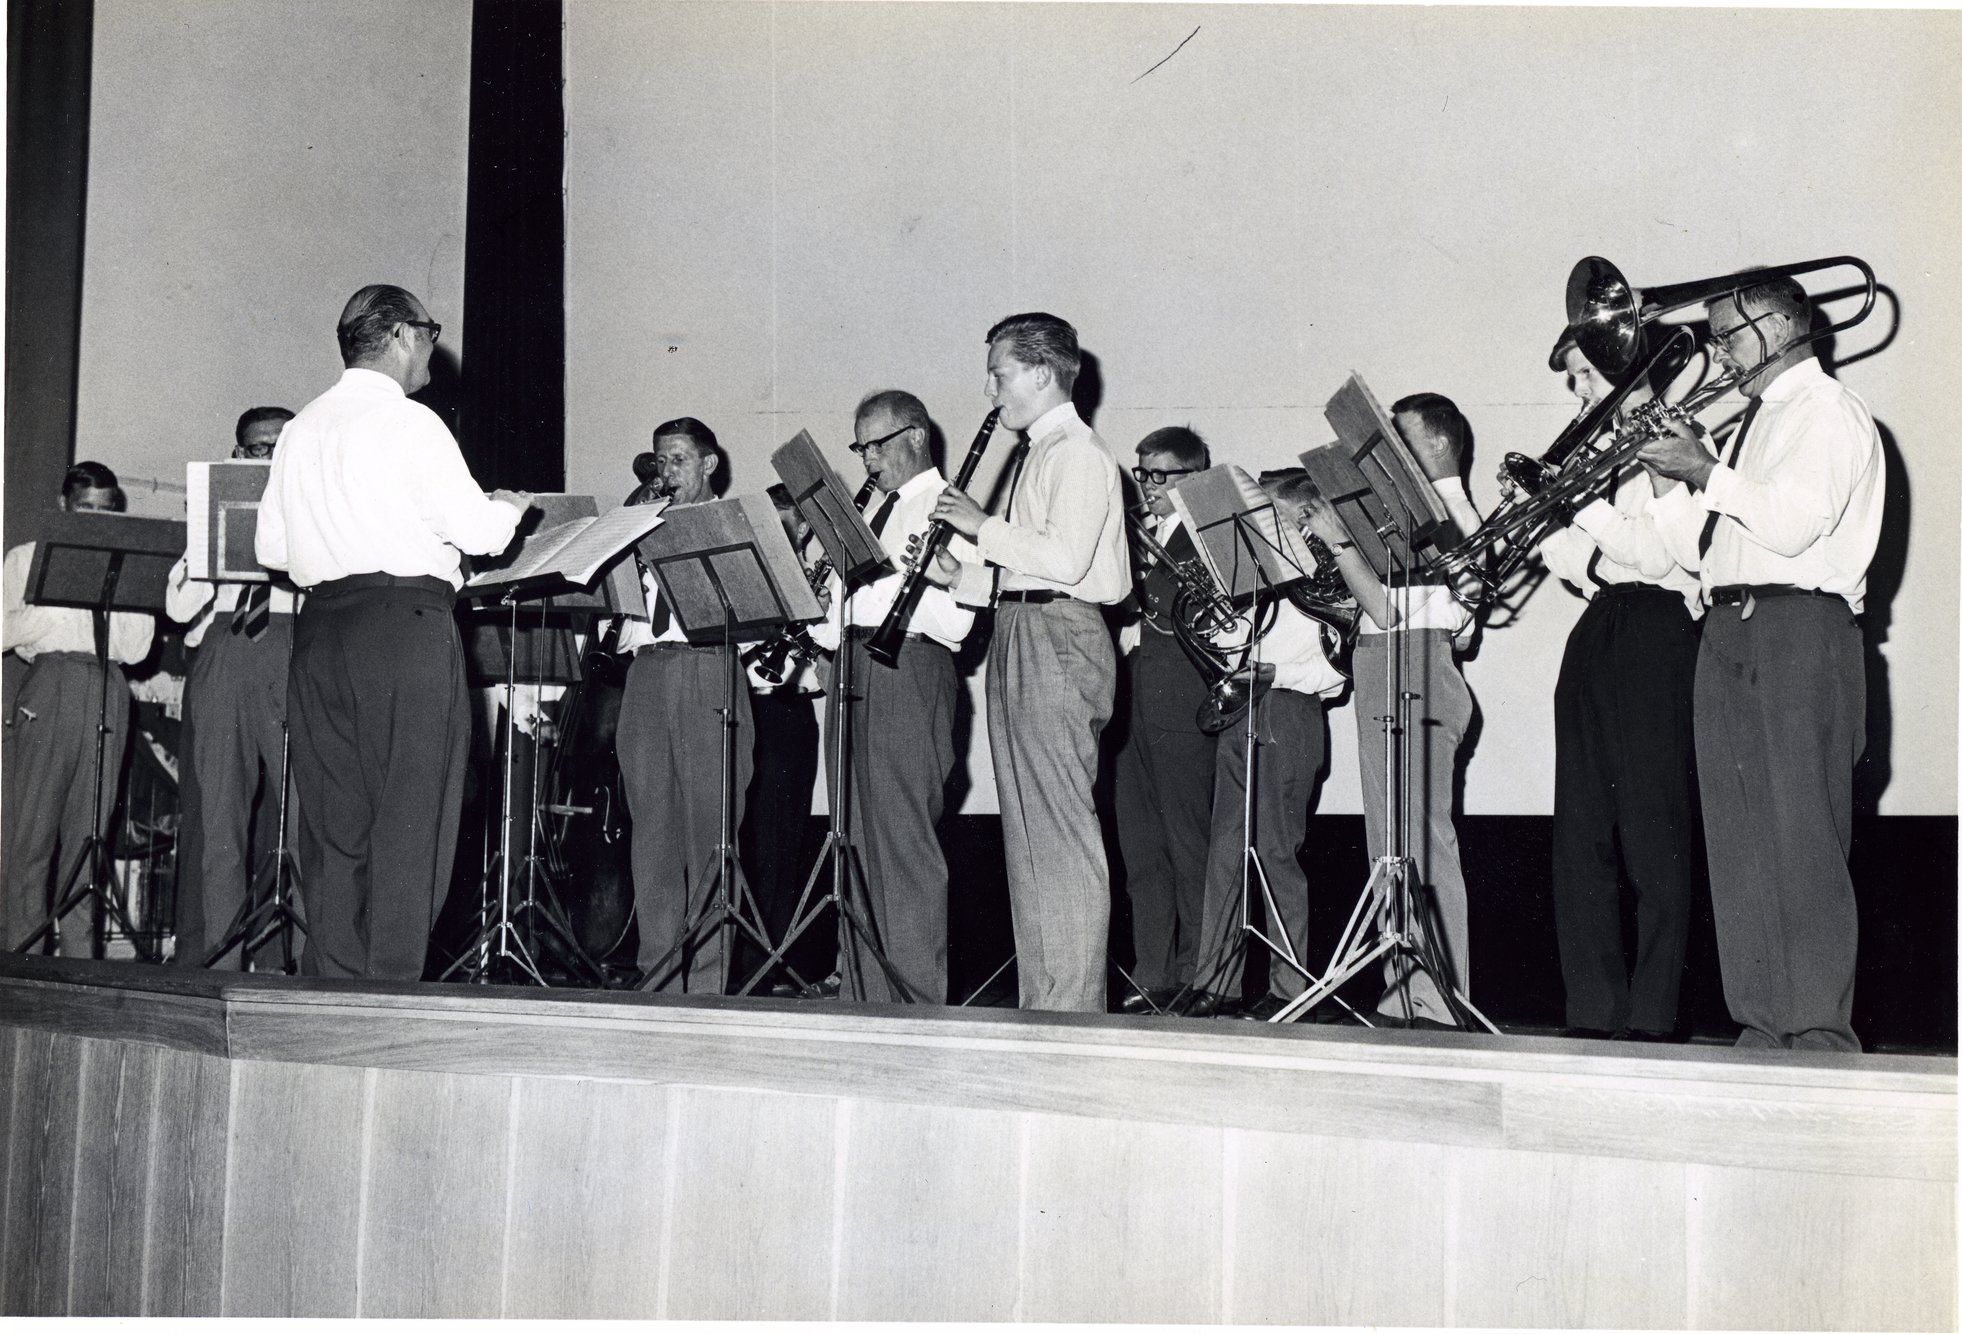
[
  {"xmin": 1128, "ymin": 509, "xmax": 1275, "ymax": 734},
  {"xmin": 1437, "ymin": 253, "xmax": 1876, "ymax": 605}
]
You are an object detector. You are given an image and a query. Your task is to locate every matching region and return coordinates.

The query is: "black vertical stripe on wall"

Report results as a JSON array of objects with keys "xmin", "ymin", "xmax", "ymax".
[{"xmin": 460, "ymin": 0, "xmax": 565, "ymax": 495}]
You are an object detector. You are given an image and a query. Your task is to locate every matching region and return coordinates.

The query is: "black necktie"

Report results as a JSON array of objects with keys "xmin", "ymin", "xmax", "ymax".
[
  {"xmin": 868, "ymin": 490, "xmax": 898, "ymax": 537},
  {"xmin": 231, "ymin": 583, "xmax": 271, "ymax": 640},
  {"xmin": 651, "ymin": 586, "xmax": 671, "ymax": 636},
  {"xmin": 1699, "ymin": 398, "xmax": 1763, "ymax": 558}
]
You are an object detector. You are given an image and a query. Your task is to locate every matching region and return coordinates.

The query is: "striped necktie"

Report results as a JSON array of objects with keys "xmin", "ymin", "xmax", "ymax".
[{"xmin": 230, "ymin": 583, "xmax": 272, "ymax": 640}]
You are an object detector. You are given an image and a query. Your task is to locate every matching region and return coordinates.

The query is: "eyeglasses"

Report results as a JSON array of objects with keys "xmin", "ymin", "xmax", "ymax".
[
  {"xmin": 848, "ymin": 425, "xmax": 913, "ymax": 456},
  {"xmin": 233, "ymin": 444, "xmax": 275, "ymax": 460},
  {"xmin": 402, "ymin": 319, "xmax": 442, "ymax": 344},
  {"xmin": 1131, "ymin": 465, "xmax": 1199, "ymax": 486}
]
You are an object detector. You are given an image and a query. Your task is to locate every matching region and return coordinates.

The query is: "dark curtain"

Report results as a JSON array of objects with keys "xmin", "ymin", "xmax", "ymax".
[
  {"xmin": 6, "ymin": 0, "xmax": 94, "ymax": 544},
  {"xmin": 460, "ymin": 0, "xmax": 565, "ymax": 495}
]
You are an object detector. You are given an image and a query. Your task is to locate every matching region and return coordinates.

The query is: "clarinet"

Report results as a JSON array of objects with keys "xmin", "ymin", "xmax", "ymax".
[
  {"xmin": 741, "ymin": 474, "xmax": 877, "ymax": 684},
  {"xmin": 865, "ymin": 408, "xmax": 1001, "ymax": 668}
]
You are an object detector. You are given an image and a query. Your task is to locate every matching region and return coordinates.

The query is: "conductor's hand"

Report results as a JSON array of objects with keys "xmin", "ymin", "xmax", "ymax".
[
  {"xmin": 813, "ymin": 581, "xmax": 833, "ymax": 615},
  {"xmin": 1635, "ymin": 419, "xmax": 1716, "ymax": 490},
  {"xmin": 491, "ymin": 489, "xmax": 537, "ymax": 513},
  {"xmin": 930, "ymin": 486, "xmax": 987, "ymax": 539}
]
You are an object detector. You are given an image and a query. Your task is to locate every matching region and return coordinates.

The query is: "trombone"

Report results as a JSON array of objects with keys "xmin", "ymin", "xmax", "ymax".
[{"xmin": 1437, "ymin": 253, "xmax": 1877, "ymax": 602}]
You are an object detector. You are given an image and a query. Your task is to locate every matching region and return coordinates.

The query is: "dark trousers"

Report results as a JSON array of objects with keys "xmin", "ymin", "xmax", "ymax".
[
  {"xmin": 617, "ymin": 644, "xmax": 753, "ymax": 992},
  {"xmin": 1196, "ymin": 690, "xmax": 1324, "ymax": 1000},
  {"xmin": 842, "ymin": 632, "xmax": 959, "ymax": 1004},
  {"xmin": 734, "ymin": 689, "xmax": 822, "ymax": 990},
  {"xmin": 1, "ymin": 653, "xmax": 130, "ymax": 955},
  {"xmin": 1551, "ymin": 586, "xmax": 1699, "ymax": 1034},
  {"xmin": 287, "ymin": 578, "xmax": 471, "ymax": 980},
  {"xmin": 1112, "ymin": 635, "xmax": 1216, "ymax": 990},
  {"xmin": 176, "ymin": 616, "xmax": 295, "ymax": 968},
  {"xmin": 1695, "ymin": 596, "xmax": 1865, "ymax": 1051}
]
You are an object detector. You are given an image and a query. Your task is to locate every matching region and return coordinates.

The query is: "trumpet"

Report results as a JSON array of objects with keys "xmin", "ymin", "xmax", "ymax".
[
  {"xmin": 1437, "ymin": 252, "xmax": 1877, "ymax": 604},
  {"xmin": 1127, "ymin": 509, "xmax": 1275, "ymax": 734}
]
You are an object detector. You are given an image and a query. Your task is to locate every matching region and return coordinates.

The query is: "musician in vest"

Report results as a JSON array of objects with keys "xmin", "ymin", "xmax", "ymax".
[
  {"xmin": 926, "ymin": 313, "xmax": 1129, "ymax": 1013},
  {"xmin": 2, "ymin": 463, "xmax": 155, "ymax": 954},
  {"xmin": 1298, "ymin": 394, "xmax": 1483, "ymax": 1030},
  {"xmin": 165, "ymin": 407, "xmax": 303, "ymax": 967},
  {"xmin": 1534, "ymin": 333, "xmax": 1702, "ymax": 1041},
  {"xmin": 1639, "ymin": 274, "xmax": 1884, "ymax": 1052},
  {"xmin": 807, "ymin": 390, "xmax": 976, "ymax": 1004},
  {"xmin": 1110, "ymin": 426, "xmax": 1218, "ymax": 1015},
  {"xmin": 613, "ymin": 417, "xmax": 754, "ymax": 993}
]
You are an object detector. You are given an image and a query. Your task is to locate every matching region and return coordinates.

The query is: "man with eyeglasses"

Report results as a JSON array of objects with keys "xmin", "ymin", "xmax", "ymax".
[
  {"xmin": 1109, "ymin": 426, "xmax": 1216, "ymax": 1015},
  {"xmin": 1639, "ymin": 275, "xmax": 1884, "ymax": 1052},
  {"xmin": 258, "ymin": 285, "xmax": 533, "ymax": 980},
  {"xmin": 925, "ymin": 312, "xmax": 1129, "ymax": 1013},
  {"xmin": 2, "ymin": 463, "xmax": 155, "ymax": 954},
  {"xmin": 806, "ymin": 390, "xmax": 975, "ymax": 1003},
  {"xmin": 164, "ymin": 406, "xmax": 304, "ymax": 966}
]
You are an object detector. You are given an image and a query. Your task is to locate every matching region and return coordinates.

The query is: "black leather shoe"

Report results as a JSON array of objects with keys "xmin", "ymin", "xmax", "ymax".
[
  {"xmin": 1117, "ymin": 985, "xmax": 1184, "ymax": 1015},
  {"xmin": 1371, "ymin": 1012, "xmax": 1460, "ymax": 1032},
  {"xmin": 1183, "ymin": 991, "xmax": 1246, "ymax": 1018},
  {"xmin": 1613, "ymin": 1027, "xmax": 1684, "ymax": 1044},
  {"xmin": 1560, "ymin": 1026, "xmax": 1618, "ymax": 1040},
  {"xmin": 1235, "ymin": 994, "xmax": 1294, "ymax": 1021}
]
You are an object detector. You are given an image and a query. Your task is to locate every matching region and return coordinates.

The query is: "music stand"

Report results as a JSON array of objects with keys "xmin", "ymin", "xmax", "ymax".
[
  {"xmin": 1161, "ymin": 468, "xmax": 1315, "ymax": 1013},
  {"xmin": 760, "ymin": 433, "xmax": 923, "ymax": 1002},
  {"xmin": 14, "ymin": 511, "xmax": 185, "ymax": 959},
  {"xmin": 1272, "ymin": 410, "xmax": 1497, "ymax": 1033},
  {"xmin": 632, "ymin": 494, "xmax": 824, "ymax": 994},
  {"xmin": 449, "ymin": 496, "xmax": 665, "ymax": 987}
]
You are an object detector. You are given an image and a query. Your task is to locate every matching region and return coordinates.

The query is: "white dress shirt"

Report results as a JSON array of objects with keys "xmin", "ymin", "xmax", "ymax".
[
  {"xmin": 1249, "ymin": 598, "xmax": 1347, "ymax": 698},
  {"xmin": 614, "ymin": 564, "xmax": 694, "ymax": 653},
  {"xmin": 1358, "ymin": 475, "xmax": 1481, "ymax": 646},
  {"xmin": 164, "ymin": 553, "xmax": 304, "ymax": 648},
  {"xmin": 2, "ymin": 543, "xmax": 154, "ymax": 664},
  {"xmin": 813, "ymin": 468, "xmax": 976, "ymax": 653},
  {"xmin": 1649, "ymin": 357, "xmax": 1883, "ymax": 613},
  {"xmin": 954, "ymin": 401, "xmax": 1129, "ymax": 606},
  {"xmin": 256, "ymin": 368, "xmax": 524, "ymax": 589},
  {"xmin": 1540, "ymin": 467, "xmax": 1703, "ymax": 618}
]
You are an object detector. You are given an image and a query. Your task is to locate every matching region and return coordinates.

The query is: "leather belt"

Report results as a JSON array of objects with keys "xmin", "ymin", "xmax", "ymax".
[
  {"xmin": 309, "ymin": 573, "xmax": 453, "ymax": 599},
  {"xmin": 846, "ymin": 626, "xmax": 935, "ymax": 646},
  {"xmin": 636, "ymin": 641, "xmax": 714, "ymax": 654},
  {"xmin": 1593, "ymin": 582, "xmax": 1675, "ymax": 598},
  {"xmin": 1709, "ymin": 583, "xmax": 1834, "ymax": 607},
  {"xmin": 998, "ymin": 589, "xmax": 1078, "ymax": 604}
]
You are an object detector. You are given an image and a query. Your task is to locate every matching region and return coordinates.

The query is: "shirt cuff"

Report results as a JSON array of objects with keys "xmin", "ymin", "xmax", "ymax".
[
  {"xmin": 1570, "ymin": 498, "xmax": 1617, "ymax": 539},
  {"xmin": 1700, "ymin": 462, "xmax": 1739, "ymax": 513}
]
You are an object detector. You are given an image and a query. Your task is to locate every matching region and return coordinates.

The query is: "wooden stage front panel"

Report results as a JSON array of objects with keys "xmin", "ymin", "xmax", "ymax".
[{"xmin": 0, "ymin": 956, "xmax": 1954, "ymax": 1325}]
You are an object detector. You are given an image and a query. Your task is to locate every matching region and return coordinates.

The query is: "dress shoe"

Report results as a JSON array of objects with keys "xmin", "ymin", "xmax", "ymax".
[
  {"xmin": 1370, "ymin": 1011, "xmax": 1460, "ymax": 1032},
  {"xmin": 766, "ymin": 980, "xmax": 803, "ymax": 999},
  {"xmin": 1181, "ymin": 990, "xmax": 1246, "ymax": 1018},
  {"xmin": 1613, "ymin": 1027, "xmax": 1684, "ymax": 1044},
  {"xmin": 1560, "ymin": 1026, "xmax": 1619, "ymax": 1040},
  {"xmin": 1234, "ymin": 994, "xmax": 1295, "ymax": 1021},
  {"xmin": 802, "ymin": 971, "xmax": 842, "ymax": 1000},
  {"xmin": 1117, "ymin": 985, "xmax": 1185, "ymax": 1015}
]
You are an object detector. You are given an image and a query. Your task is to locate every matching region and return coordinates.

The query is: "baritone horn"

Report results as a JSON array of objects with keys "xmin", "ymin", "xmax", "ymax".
[
  {"xmin": 1127, "ymin": 509, "xmax": 1276, "ymax": 734},
  {"xmin": 1437, "ymin": 253, "xmax": 1876, "ymax": 603}
]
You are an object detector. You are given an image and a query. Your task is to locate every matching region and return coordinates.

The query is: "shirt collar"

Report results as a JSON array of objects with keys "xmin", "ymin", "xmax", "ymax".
[
  {"xmin": 894, "ymin": 466, "xmax": 946, "ymax": 501},
  {"xmin": 1026, "ymin": 400, "xmax": 1081, "ymax": 442},
  {"xmin": 1758, "ymin": 354, "xmax": 1826, "ymax": 405},
  {"xmin": 340, "ymin": 367, "xmax": 406, "ymax": 397}
]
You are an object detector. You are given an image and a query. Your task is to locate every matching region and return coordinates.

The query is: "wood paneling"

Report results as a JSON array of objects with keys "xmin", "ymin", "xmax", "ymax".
[
  {"xmin": 221, "ymin": 1059, "xmax": 367, "ymax": 1317},
  {"xmin": 1229, "ymin": 1129, "xmax": 1454, "ymax": 1326},
  {"xmin": 67, "ymin": 1037, "xmax": 150, "ymax": 1316},
  {"xmin": 662, "ymin": 1086, "xmax": 838, "ymax": 1320},
  {"xmin": 3, "ymin": 1031, "xmax": 85, "ymax": 1315},
  {"xmin": 140, "ymin": 1046, "xmax": 230, "ymax": 1316},
  {"xmin": 1689, "ymin": 1162, "xmax": 1959, "ymax": 1331},
  {"xmin": 834, "ymin": 1100, "xmax": 1021, "ymax": 1320},
  {"xmin": 358, "ymin": 1068, "xmax": 513, "ymax": 1318},
  {"xmin": 1021, "ymin": 1113, "xmax": 1226, "ymax": 1323},
  {"xmin": 1452, "ymin": 1145, "xmax": 1689, "ymax": 1328},
  {"xmin": 503, "ymin": 1075, "xmax": 669, "ymax": 1319}
]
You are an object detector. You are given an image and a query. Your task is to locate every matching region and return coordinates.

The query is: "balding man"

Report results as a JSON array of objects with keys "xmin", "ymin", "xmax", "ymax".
[
  {"xmin": 1640, "ymin": 275, "xmax": 1884, "ymax": 1052},
  {"xmin": 813, "ymin": 389, "xmax": 975, "ymax": 1004},
  {"xmin": 257, "ymin": 285, "xmax": 533, "ymax": 980}
]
